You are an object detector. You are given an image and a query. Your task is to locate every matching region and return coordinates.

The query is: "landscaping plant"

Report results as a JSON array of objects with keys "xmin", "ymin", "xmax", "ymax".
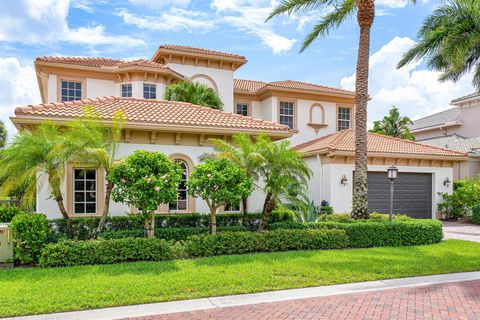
[
  {"xmin": 11, "ymin": 213, "xmax": 48, "ymax": 265},
  {"xmin": 188, "ymin": 159, "xmax": 253, "ymax": 234},
  {"xmin": 108, "ymin": 150, "xmax": 183, "ymax": 238},
  {"xmin": 437, "ymin": 176, "xmax": 480, "ymax": 219},
  {"xmin": 164, "ymin": 81, "xmax": 224, "ymax": 110},
  {"xmin": 370, "ymin": 106, "xmax": 414, "ymax": 141}
]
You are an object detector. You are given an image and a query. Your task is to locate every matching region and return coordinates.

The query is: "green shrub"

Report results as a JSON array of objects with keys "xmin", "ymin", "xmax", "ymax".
[
  {"xmin": 183, "ymin": 229, "xmax": 349, "ymax": 257},
  {"xmin": 49, "ymin": 211, "xmax": 292, "ymax": 240},
  {"xmin": 269, "ymin": 219, "xmax": 442, "ymax": 247},
  {"xmin": 11, "ymin": 213, "xmax": 48, "ymax": 265},
  {"xmin": 437, "ymin": 176, "xmax": 480, "ymax": 219},
  {"xmin": 99, "ymin": 226, "xmax": 248, "ymax": 241},
  {"xmin": 0, "ymin": 206, "xmax": 22, "ymax": 223},
  {"xmin": 39, "ymin": 238, "xmax": 175, "ymax": 267},
  {"xmin": 472, "ymin": 203, "xmax": 480, "ymax": 225}
]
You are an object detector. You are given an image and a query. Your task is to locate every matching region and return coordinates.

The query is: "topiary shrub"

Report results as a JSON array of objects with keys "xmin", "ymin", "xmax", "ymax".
[
  {"xmin": 39, "ymin": 238, "xmax": 175, "ymax": 267},
  {"xmin": 183, "ymin": 229, "xmax": 349, "ymax": 257},
  {"xmin": 269, "ymin": 219, "xmax": 442, "ymax": 247},
  {"xmin": 11, "ymin": 213, "xmax": 48, "ymax": 265}
]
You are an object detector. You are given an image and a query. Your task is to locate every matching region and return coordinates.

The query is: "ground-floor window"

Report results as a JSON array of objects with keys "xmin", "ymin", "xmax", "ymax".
[
  {"xmin": 73, "ymin": 169, "xmax": 97, "ymax": 214},
  {"xmin": 169, "ymin": 160, "xmax": 188, "ymax": 211},
  {"xmin": 224, "ymin": 202, "xmax": 241, "ymax": 212}
]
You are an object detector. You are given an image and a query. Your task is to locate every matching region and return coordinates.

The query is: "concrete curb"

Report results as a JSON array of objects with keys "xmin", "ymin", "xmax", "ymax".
[{"xmin": 7, "ymin": 271, "xmax": 480, "ymax": 320}]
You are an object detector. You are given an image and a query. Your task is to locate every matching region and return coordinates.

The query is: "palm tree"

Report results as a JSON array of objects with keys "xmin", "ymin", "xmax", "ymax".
[
  {"xmin": 398, "ymin": 0, "xmax": 480, "ymax": 91},
  {"xmin": 164, "ymin": 81, "xmax": 224, "ymax": 110},
  {"xmin": 208, "ymin": 134, "xmax": 267, "ymax": 214},
  {"xmin": 268, "ymin": 0, "xmax": 415, "ymax": 219},
  {"xmin": 257, "ymin": 139, "xmax": 312, "ymax": 230},
  {"xmin": 370, "ymin": 106, "xmax": 415, "ymax": 140},
  {"xmin": 60, "ymin": 107, "xmax": 125, "ymax": 238},
  {"xmin": 0, "ymin": 122, "xmax": 73, "ymax": 235},
  {"xmin": 0, "ymin": 120, "xmax": 7, "ymax": 149}
]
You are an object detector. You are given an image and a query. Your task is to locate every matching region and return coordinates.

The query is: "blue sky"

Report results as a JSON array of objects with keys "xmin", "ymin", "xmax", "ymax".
[{"xmin": 0, "ymin": 0, "xmax": 475, "ymax": 134}]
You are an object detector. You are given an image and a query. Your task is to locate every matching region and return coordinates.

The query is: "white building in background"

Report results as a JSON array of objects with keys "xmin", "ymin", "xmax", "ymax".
[{"xmin": 11, "ymin": 45, "xmax": 467, "ymax": 219}]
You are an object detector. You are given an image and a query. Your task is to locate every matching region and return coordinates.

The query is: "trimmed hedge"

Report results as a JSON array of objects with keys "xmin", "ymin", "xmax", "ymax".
[
  {"xmin": 473, "ymin": 203, "xmax": 480, "ymax": 225},
  {"xmin": 49, "ymin": 211, "xmax": 293, "ymax": 240},
  {"xmin": 315, "ymin": 212, "xmax": 412, "ymax": 223},
  {"xmin": 183, "ymin": 229, "xmax": 349, "ymax": 257},
  {"xmin": 11, "ymin": 213, "xmax": 48, "ymax": 265},
  {"xmin": 39, "ymin": 238, "xmax": 174, "ymax": 267},
  {"xmin": 269, "ymin": 220, "xmax": 443, "ymax": 247},
  {"xmin": 99, "ymin": 226, "xmax": 248, "ymax": 241}
]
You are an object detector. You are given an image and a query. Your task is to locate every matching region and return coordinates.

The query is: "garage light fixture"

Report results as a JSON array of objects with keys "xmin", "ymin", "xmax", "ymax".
[
  {"xmin": 387, "ymin": 166, "xmax": 398, "ymax": 180},
  {"xmin": 443, "ymin": 177, "xmax": 451, "ymax": 187},
  {"xmin": 340, "ymin": 175, "xmax": 348, "ymax": 186}
]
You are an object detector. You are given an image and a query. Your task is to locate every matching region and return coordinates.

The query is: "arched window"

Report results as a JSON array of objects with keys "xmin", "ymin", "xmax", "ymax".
[{"xmin": 169, "ymin": 160, "xmax": 188, "ymax": 211}]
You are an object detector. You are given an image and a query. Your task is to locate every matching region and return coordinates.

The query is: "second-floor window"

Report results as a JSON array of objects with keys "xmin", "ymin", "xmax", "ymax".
[
  {"xmin": 61, "ymin": 80, "xmax": 82, "ymax": 102},
  {"xmin": 338, "ymin": 107, "xmax": 351, "ymax": 131},
  {"xmin": 143, "ymin": 83, "xmax": 156, "ymax": 99},
  {"xmin": 279, "ymin": 101, "xmax": 295, "ymax": 129},
  {"xmin": 236, "ymin": 103, "xmax": 249, "ymax": 116},
  {"xmin": 121, "ymin": 84, "xmax": 132, "ymax": 97}
]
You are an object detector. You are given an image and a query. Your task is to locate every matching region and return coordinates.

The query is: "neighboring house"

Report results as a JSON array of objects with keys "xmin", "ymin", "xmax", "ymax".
[
  {"xmin": 410, "ymin": 93, "xmax": 480, "ymax": 179},
  {"xmin": 10, "ymin": 44, "xmax": 467, "ymax": 219}
]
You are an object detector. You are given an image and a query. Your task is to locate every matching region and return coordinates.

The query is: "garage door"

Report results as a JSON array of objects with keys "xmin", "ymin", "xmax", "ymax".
[{"xmin": 367, "ymin": 172, "xmax": 432, "ymax": 219}]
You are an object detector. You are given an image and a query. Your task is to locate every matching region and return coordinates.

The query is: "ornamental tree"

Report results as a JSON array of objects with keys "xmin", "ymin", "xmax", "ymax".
[
  {"xmin": 108, "ymin": 150, "xmax": 182, "ymax": 238},
  {"xmin": 188, "ymin": 159, "xmax": 253, "ymax": 234}
]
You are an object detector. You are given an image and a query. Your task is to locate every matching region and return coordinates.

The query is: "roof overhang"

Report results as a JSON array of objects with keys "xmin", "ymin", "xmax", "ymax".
[
  {"xmin": 299, "ymin": 149, "xmax": 468, "ymax": 162},
  {"xmin": 234, "ymin": 87, "xmax": 356, "ymax": 104},
  {"xmin": 10, "ymin": 116, "xmax": 293, "ymax": 140},
  {"xmin": 152, "ymin": 48, "xmax": 247, "ymax": 71}
]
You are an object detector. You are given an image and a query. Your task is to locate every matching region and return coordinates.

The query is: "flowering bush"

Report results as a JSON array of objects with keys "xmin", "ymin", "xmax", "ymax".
[{"xmin": 108, "ymin": 150, "xmax": 182, "ymax": 237}]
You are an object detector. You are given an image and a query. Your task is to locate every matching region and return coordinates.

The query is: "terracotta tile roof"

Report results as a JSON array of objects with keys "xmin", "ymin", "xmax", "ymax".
[
  {"xmin": 14, "ymin": 97, "xmax": 290, "ymax": 133},
  {"xmin": 36, "ymin": 56, "xmax": 122, "ymax": 67},
  {"xmin": 157, "ymin": 45, "xmax": 246, "ymax": 60},
  {"xmin": 294, "ymin": 129, "xmax": 467, "ymax": 158},
  {"xmin": 233, "ymin": 79, "xmax": 268, "ymax": 92},
  {"xmin": 234, "ymin": 79, "xmax": 355, "ymax": 96},
  {"xmin": 36, "ymin": 56, "xmax": 171, "ymax": 71}
]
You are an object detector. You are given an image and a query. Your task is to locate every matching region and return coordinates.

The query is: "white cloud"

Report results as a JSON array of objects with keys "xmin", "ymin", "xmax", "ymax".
[
  {"xmin": 117, "ymin": 8, "xmax": 216, "ymax": 33},
  {"xmin": 341, "ymin": 36, "xmax": 473, "ymax": 125},
  {"xmin": 0, "ymin": 58, "xmax": 40, "ymax": 138},
  {"xmin": 0, "ymin": 0, "xmax": 144, "ymax": 50},
  {"xmin": 212, "ymin": 0, "xmax": 297, "ymax": 54},
  {"xmin": 128, "ymin": 0, "xmax": 191, "ymax": 9}
]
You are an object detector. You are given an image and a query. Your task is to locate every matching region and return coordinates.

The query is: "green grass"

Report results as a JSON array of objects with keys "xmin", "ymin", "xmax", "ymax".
[{"xmin": 2, "ymin": 240, "xmax": 480, "ymax": 317}]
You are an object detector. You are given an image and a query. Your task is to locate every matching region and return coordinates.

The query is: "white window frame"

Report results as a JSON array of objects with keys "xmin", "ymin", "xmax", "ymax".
[
  {"xmin": 337, "ymin": 107, "xmax": 351, "ymax": 131},
  {"xmin": 236, "ymin": 103, "xmax": 249, "ymax": 116},
  {"xmin": 169, "ymin": 160, "xmax": 188, "ymax": 211},
  {"xmin": 60, "ymin": 80, "xmax": 83, "ymax": 102},
  {"xmin": 279, "ymin": 101, "xmax": 295, "ymax": 129},
  {"xmin": 143, "ymin": 83, "xmax": 157, "ymax": 99},
  {"xmin": 121, "ymin": 83, "xmax": 132, "ymax": 97}
]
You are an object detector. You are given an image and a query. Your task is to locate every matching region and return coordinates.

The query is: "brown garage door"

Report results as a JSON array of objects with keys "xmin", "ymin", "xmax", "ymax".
[{"xmin": 367, "ymin": 172, "xmax": 432, "ymax": 219}]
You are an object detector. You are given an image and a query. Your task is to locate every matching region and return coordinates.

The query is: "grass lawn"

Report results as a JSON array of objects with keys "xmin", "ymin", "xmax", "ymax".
[{"xmin": 2, "ymin": 239, "xmax": 480, "ymax": 317}]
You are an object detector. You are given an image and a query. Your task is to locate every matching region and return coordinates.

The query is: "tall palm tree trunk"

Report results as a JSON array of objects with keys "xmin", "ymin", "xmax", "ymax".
[
  {"xmin": 53, "ymin": 189, "xmax": 73, "ymax": 238},
  {"xmin": 93, "ymin": 181, "xmax": 114, "ymax": 239},
  {"xmin": 351, "ymin": 0, "xmax": 374, "ymax": 219}
]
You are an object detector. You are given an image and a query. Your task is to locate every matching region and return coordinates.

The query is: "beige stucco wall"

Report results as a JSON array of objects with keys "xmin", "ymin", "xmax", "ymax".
[{"xmin": 453, "ymin": 158, "xmax": 480, "ymax": 180}]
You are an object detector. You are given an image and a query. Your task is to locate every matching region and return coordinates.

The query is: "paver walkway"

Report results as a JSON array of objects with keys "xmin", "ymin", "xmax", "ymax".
[
  {"xmin": 132, "ymin": 280, "xmax": 480, "ymax": 320},
  {"xmin": 443, "ymin": 221, "xmax": 480, "ymax": 242}
]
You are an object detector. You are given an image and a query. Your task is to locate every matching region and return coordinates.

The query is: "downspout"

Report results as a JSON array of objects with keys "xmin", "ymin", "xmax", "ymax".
[{"xmin": 317, "ymin": 154, "xmax": 323, "ymax": 202}]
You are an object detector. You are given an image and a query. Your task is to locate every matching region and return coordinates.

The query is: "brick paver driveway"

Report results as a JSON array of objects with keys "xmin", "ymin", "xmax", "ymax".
[{"xmin": 131, "ymin": 280, "xmax": 480, "ymax": 320}]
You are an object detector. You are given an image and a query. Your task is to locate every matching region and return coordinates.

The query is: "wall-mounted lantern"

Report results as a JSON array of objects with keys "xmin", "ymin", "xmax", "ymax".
[
  {"xmin": 340, "ymin": 175, "xmax": 348, "ymax": 186},
  {"xmin": 443, "ymin": 177, "xmax": 451, "ymax": 187}
]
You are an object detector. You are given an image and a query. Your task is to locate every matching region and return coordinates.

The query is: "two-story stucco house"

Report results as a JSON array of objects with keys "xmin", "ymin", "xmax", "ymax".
[
  {"xmin": 10, "ymin": 45, "xmax": 467, "ymax": 219},
  {"xmin": 410, "ymin": 93, "xmax": 480, "ymax": 179}
]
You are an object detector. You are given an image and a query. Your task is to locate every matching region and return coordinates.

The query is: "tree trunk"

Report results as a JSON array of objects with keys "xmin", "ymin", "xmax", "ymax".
[
  {"xmin": 93, "ymin": 181, "xmax": 113, "ymax": 239},
  {"xmin": 144, "ymin": 210, "xmax": 155, "ymax": 238},
  {"xmin": 258, "ymin": 192, "xmax": 276, "ymax": 231},
  {"xmin": 210, "ymin": 207, "xmax": 217, "ymax": 234},
  {"xmin": 351, "ymin": 0, "xmax": 374, "ymax": 220},
  {"xmin": 53, "ymin": 187, "xmax": 73, "ymax": 238},
  {"xmin": 242, "ymin": 197, "xmax": 248, "ymax": 215}
]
